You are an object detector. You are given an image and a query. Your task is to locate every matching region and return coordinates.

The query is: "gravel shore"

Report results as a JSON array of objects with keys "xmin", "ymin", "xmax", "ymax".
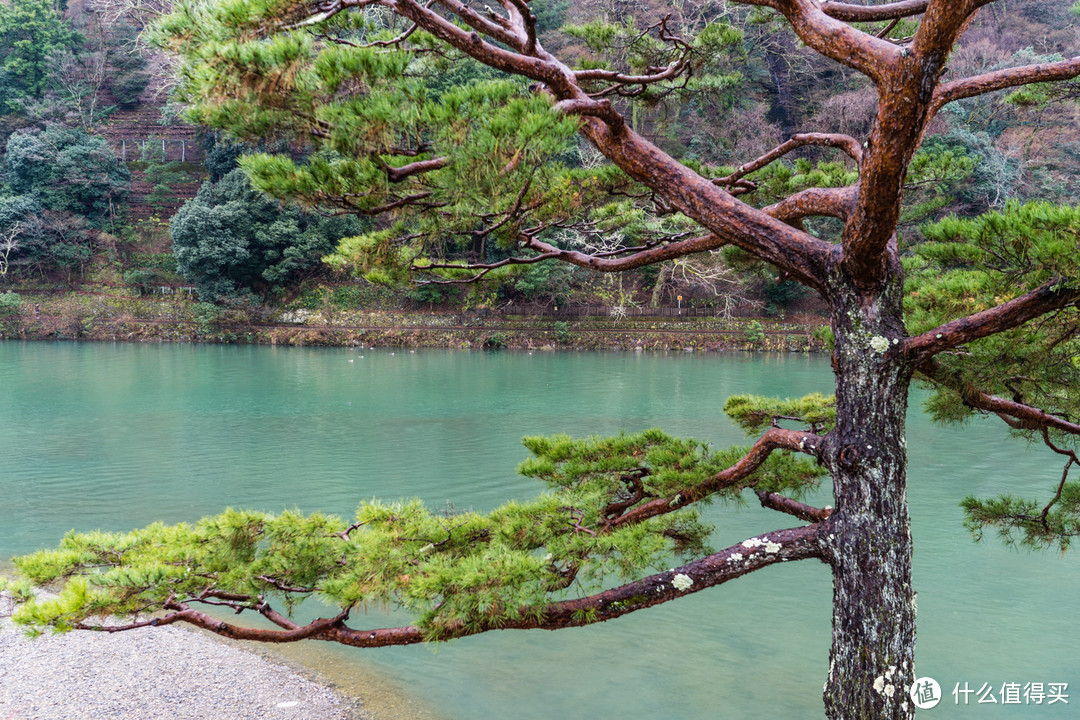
[{"xmin": 0, "ymin": 593, "xmax": 365, "ymax": 720}]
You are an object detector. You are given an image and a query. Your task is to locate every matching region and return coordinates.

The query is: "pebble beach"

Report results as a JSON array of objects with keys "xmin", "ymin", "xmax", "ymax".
[{"xmin": 0, "ymin": 592, "xmax": 364, "ymax": 720}]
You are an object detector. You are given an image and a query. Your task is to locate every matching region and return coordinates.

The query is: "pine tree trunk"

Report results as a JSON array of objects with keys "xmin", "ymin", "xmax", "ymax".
[{"xmin": 822, "ymin": 267, "xmax": 916, "ymax": 720}]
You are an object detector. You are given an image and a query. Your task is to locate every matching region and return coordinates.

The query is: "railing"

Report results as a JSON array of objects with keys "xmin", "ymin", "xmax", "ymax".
[
  {"xmin": 112, "ymin": 138, "xmax": 202, "ymax": 163},
  {"xmin": 494, "ymin": 303, "xmax": 766, "ymax": 318}
]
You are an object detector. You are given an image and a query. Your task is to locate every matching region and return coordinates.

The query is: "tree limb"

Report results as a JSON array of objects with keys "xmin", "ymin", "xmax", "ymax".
[
  {"xmin": 574, "ymin": 62, "xmax": 687, "ymax": 87},
  {"xmin": 521, "ymin": 232, "xmax": 730, "ymax": 273},
  {"xmin": 413, "ymin": 250, "xmax": 562, "ymax": 284},
  {"xmin": 75, "ymin": 525, "xmax": 824, "ymax": 646},
  {"xmin": 553, "ymin": 97, "xmax": 625, "ymax": 129},
  {"xmin": 607, "ymin": 427, "xmax": 824, "ymax": 528},
  {"xmin": 904, "ymin": 281, "xmax": 1080, "ymax": 362},
  {"xmin": 382, "ymin": 156, "xmax": 449, "ymax": 183},
  {"xmin": 575, "ymin": 118, "xmax": 836, "ymax": 292},
  {"xmin": 386, "ymin": 0, "xmax": 570, "ymax": 90},
  {"xmin": 836, "ymin": 2, "xmax": 986, "ymax": 289},
  {"xmin": 820, "ymin": 1, "xmax": 929, "ymax": 22},
  {"xmin": 931, "ymin": 57, "xmax": 1080, "ymax": 117},
  {"xmin": 714, "ymin": 133, "xmax": 863, "ymax": 191},
  {"xmin": 1038, "ymin": 428, "xmax": 1078, "ymax": 529},
  {"xmin": 736, "ymin": 0, "xmax": 901, "ymax": 83},
  {"xmin": 917, "ymin": 359, "xmax": 1080, "ymax": 437},
  {"xmin": 762, "ymin": 185, "xmax": 859, "ymax": 224},
  {"xmin": 431, "ymin": 0, "xmax": 522, "ymax": 50},
  {"xmin": 757, "ymin": 491, "xmax": 833, "ymax": 522}
]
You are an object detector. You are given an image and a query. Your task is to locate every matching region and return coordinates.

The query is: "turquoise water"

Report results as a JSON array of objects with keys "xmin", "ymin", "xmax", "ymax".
[{"xmin": 1, "ymin": 341, "xmax": 1077, "ymax": 718}]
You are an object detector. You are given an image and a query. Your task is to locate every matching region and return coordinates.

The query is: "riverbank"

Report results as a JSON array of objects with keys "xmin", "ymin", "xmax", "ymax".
[
  {"xmin": 0, "ymin": 592, "xmax": 363, "ymax": 720},
  {"xmin": 0, "ymin": 289, "xmax": 830, "ymax": 352}
]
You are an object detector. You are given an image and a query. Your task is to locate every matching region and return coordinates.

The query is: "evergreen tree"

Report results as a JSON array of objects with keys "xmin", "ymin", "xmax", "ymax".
[
  {"xmin": 12, "ymin": 3, "xmax": 1080, "ymax": 719},
  {"xmin": 5, "ymin": 125, "xmax": 129, "ymax": 224},
  {"xmin": 0, "ymin": 125, "xmax": 128, "ymax": 276},
  {"xmin": 0, "ymin": 0, "xmax": 79, "ymax": 113},
  {"xmin": 170, "ymin": 168, "xmax": 365, "ymax": 300}
]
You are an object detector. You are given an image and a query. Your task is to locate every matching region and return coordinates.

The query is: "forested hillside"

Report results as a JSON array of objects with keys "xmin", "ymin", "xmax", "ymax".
[{"xmin": 0, "ymin": 0, "xmax": 1077, "ymax": 319}]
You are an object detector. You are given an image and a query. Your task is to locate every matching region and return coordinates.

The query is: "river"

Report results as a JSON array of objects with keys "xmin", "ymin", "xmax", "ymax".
[{"xmin": 1, "ymin": 341, "xmax": 1077, "ymax": 718}]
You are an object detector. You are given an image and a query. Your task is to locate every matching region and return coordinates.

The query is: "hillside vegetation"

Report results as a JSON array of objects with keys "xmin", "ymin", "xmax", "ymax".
[{"xmin": 0, "ymin": 0, "xmax": 1077, "ymax": 338}]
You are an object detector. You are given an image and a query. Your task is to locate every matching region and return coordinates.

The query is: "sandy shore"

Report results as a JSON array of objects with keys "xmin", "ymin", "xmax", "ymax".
[{"xmin": 0, "ymin": 592, "xmax": 366, "ymax": 720}]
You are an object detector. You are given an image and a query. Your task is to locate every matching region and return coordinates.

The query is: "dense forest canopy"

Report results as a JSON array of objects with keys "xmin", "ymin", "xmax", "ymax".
[{"xmin": 3, "ymin": 2, "xmax": 1080, "ymax": 720}]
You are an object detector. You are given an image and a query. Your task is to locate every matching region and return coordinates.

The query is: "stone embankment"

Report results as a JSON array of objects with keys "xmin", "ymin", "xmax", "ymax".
[{"xmin": 0, "ymin": 290, "xmax": 830, "ymax": 352}]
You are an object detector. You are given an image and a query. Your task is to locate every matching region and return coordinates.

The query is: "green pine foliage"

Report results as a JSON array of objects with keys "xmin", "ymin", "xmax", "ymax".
[
  {"xmin": 908, "ymin": 201, "xmax": 1080, "ymax": 427},
  {"xmin": 11, "ymin": 428, "xmax": 824, "ymax": 637},
  {"xmin": 961, "ymin": 486, "xmax": 1080, "ymax": 552},
  {"xmin": 723, "ymin": 393, "xmax": 836, "ymax": 435},
  {"xmin": 146, "ymin": 0, "xmax": 754, "ymax": 286},
  {"xmin": 907, "ymin": 201, "xmax": 1080, "ymax": 541}
]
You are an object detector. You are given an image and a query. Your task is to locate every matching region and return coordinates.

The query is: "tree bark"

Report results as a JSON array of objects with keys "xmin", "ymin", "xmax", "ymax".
[{"xmin": 821, "ymin": 259, "xmax": 916, "ymax": 719}]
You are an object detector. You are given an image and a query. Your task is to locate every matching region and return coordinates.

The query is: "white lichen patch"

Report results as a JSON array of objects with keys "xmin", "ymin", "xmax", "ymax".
[
  {"xmin": 672, "ymin": 573, "xmax": 693, "ymax": 591},
  {"xmin": 764, "ymin": 542, "xmax": 781, "ymax": 554},
  {"xmin": 869, "ymin": 335, "xmax": 891, "ymax": 353},
  {"xmin": 729, "ymin": 553, "xmax": 744, "ymax": 563},
  {"xmin": 874, "ymin": 676, "xmax": 886, "ymax": 694},
  {"xmin": 742, "ymin": 537, "xmax": 765, "ymax": 549},
  {"xmin": 884, "ymin": 684, "xmax": 896, "ymax": 698}
]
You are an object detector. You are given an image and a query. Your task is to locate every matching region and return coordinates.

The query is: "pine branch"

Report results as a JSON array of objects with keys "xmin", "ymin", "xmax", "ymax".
[
  {"xmin": 606, "ymin": 427, "xmax": 824, "ymax": 529},
  {"xmin": 740, "ymin": 0, "xmax": 901, "ymax": 83},
  {"xmin": 430, "ymin": 0, "xmax": 522, "ymax": 50},
  {"xmin": 520, "ymin": 232, "xmax": 730, "ymax": 274},
  {"xmin": 390, "ymin": 0, "xmax": 569, "ymax": 90},
  {"xmin": 714, "ymin": 133, "xmax": 863, "ymax": 190},
  {"xmin": 69, "ymin": 525, "xmax": 825, "ymax": 646},
  {"xmin": 820, "ymin": 1, "xmax": 929, "ymax": 22},
  {"xmin": 917, "ymin": 359, "xmax": 1080, "ymax": 437},
  {"xmin": 904, "ymin": 281, "xmax": 1080, "ymax": 362},
  {"xmin": 380, "ymin": 157, "xmax": 449, "ymax": 183},
  {"xmin": 756, "ymin": 491, "xmax": 832, "ymax": 523},
  {"xmin": 1038, "ymin": 428, "xmax": 1078, "ymax": 529},
  {"xmin": 498, "ymin": 0, "xmax": 536, "ymax": 54},
  {"xmin": 838, "ymin": 2, "xmax": 983, "ymax": 289},
  {"xmin": 762, "ymin": 185, "xmax": 859, "ymax": 224},
  {"xmin": 553, "ymin": 98, "xmax": 626, "ymax": 129},
  {"xmin": 931, "ymin": 57, "xmax": 1080, "ymax": 117},
  {"xmin": 573, "ymin": 17, "xmax": 693, "ymax": 92}
]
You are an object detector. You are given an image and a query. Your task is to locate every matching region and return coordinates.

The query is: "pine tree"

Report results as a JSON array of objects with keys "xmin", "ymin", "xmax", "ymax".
[{"xmin": 11, "ymin": 3, "xmax": 1080, "ymax": 718}]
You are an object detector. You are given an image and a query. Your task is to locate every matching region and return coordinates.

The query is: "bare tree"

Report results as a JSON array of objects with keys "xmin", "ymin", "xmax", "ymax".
[{"xmin": 0, "ymin": 221, "xmax": 22, "ymax": 278}]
